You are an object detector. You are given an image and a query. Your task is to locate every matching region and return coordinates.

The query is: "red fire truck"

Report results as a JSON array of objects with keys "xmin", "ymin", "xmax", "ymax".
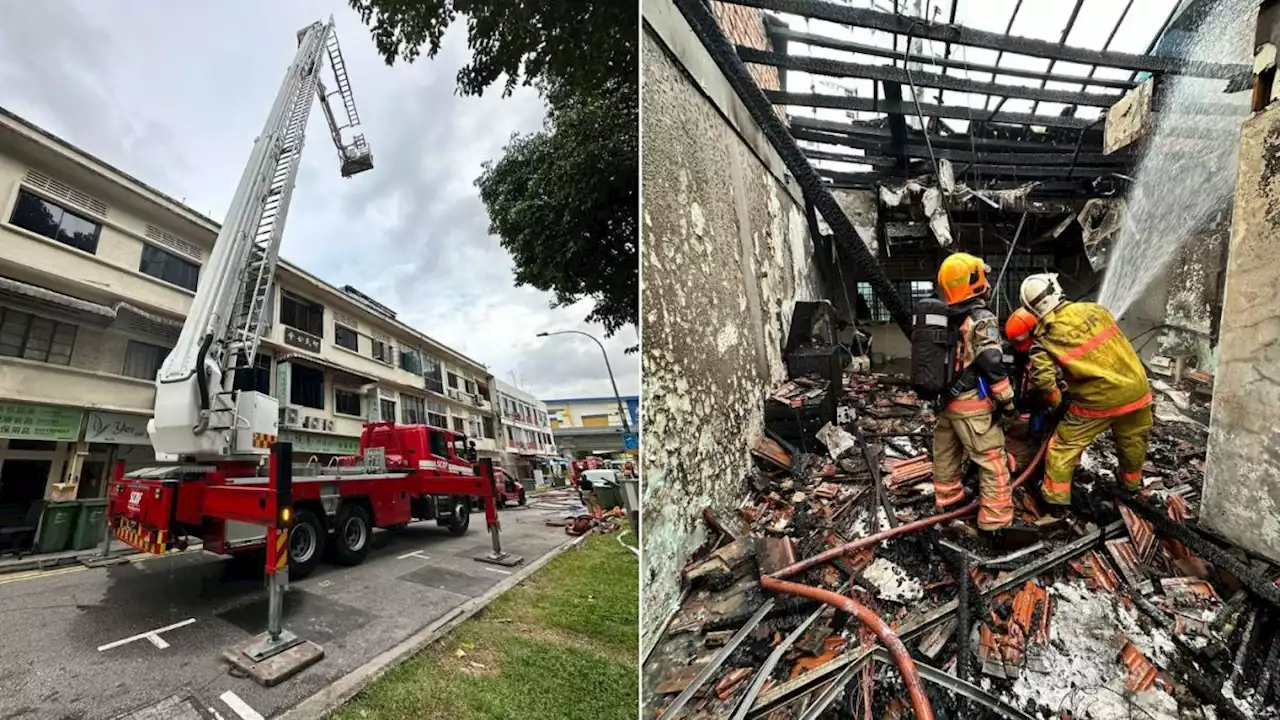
[
  {"xmin": 103, "ymin": 17, "xmax": 517, "ymax": 628},
  {"xmin": 110, "ymin": 423, "xmax": 501, "ymax": 579}
]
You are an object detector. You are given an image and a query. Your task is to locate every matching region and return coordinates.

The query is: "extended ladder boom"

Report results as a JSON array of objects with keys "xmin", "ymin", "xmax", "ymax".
[{"xmin": 149, "ymin": 18, "xmax": 372, "ymax": 460}]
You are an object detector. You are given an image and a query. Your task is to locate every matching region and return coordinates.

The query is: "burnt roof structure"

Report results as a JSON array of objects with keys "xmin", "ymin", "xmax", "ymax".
[{"xmin": 740, "ymin": 0, "xmax": 1248, "ymax": 195}]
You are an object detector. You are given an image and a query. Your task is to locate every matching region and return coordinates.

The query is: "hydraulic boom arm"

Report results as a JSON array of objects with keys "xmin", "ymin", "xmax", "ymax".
[{"xmin": 149, "ymin": 18, "xmax": 372, "ymax": 460}]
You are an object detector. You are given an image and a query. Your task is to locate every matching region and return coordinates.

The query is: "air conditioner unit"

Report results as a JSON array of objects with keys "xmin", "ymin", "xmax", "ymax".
[
  {"xmin": 280, "ymin": 407, "xmax": 300, "ymax": 427},
  {"xmin": 447, "ymin": 388, "xmax": 460, "ymax": 400}
]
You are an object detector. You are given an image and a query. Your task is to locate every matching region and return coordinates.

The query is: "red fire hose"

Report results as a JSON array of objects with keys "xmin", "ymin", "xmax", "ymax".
[
  {"xmin": 771, "ymin": 437, "xmax": 1050, "ymax": 580},
  {"xmin": 760, "ymin": 575, "xmax": 935, "ymax": 720}
]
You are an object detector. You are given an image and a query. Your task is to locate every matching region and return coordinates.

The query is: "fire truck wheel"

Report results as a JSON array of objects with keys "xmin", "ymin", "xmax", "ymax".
[
  {"xmin": 289, "ymin": 508, "xmax": 325, "ymax": 580},
  {"xmin": 446, "ymin": 497, "xmax": 470, "ymax": 536},
  {"xmin": 518, "ymin": 490, "xmax": 527, "ymax": 506},
  {"xmin": 333, "ymin": 504, "xmax": 372, "ymax": 566}
]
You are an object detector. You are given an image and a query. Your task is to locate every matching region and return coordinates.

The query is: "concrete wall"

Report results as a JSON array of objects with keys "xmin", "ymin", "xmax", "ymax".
[
  {"xmin": 640, "ymin": 0, "xmax": 824, "ymax": 654},
  {"xmin": 1201, "ymin": 106, "xmax": 1280, "ymax": 563}
]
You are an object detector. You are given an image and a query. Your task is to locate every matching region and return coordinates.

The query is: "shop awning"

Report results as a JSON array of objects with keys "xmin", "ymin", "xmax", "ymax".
[
  {"xmin": 277, "ymin": 352, "xmax": 379, "ymax": 385},
  {"xmin": 0, "ymin": 276, "xmax": 115, "ymax": 325},
  {"xmin": 0, "ymin": 277, "xmax": 183, "ymax": 343}
]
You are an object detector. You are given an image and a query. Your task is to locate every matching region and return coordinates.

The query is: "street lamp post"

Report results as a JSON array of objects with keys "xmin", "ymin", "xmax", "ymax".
[{"xmin": 536, "ymin": 330, "xmax": 633, "ymax": 436}]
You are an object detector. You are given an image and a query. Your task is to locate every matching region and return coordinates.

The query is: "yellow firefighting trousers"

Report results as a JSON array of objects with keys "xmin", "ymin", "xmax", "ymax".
[
  {"xmin": 1042, "ymin": 403, "xmax": 1153, "ymax": 505},
  {"xmin": 933, "ymin": 399, "xmax": 1013, "ymax": 531}
]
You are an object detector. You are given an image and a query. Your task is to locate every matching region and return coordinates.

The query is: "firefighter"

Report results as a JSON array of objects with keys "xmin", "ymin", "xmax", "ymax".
[
  {"xmin": 1001, "ymin": 308, "xmax": 1059, "ymax": 473},
  {"xmin": 1018, "ymin": 273, "xmax": 1152, "ymax": 506},
  {"xmin": 932, "ymin": 253, "xmax": 1018, "ymax": 531}
]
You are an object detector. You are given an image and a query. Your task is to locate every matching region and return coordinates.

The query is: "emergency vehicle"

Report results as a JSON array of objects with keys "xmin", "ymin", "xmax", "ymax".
[{"xmin": 105, "ymin": 19, "xmax": 511, "ymax": 582}]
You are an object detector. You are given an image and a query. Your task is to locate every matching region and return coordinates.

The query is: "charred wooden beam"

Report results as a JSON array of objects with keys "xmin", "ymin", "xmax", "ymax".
[
  {"xmin": 727, "ymin": 0, "xmax": 1249, "ymax": 80},
  {"xmin": 791, "ymin": 116, "xmax": 1115, "ymax": 156},
  {"xmin": 793, "ymin": 128, "xmax": 1126, "ymax": 167},
  {"xmin": 765, "ymin": 91, "xmax": 1098, "ymax": 129},
  {"xmin": 738, "ymin": 47, "xmax": 1123, "ymax": 107},
  {"xmin": 771, "ymin": 27, "xmax": 1137, "ymax": 92}
]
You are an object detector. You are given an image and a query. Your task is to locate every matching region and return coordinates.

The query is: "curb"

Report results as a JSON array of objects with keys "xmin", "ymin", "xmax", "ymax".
[{"xmin": 279, "ymin": 533, "xmax": 589, "ymax": 720}]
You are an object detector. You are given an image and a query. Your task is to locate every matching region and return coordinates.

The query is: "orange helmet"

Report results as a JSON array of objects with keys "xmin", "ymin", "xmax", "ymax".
[
  {"xmin": 936, "ymin": 253, "xmax": 991, "ymax": 305},
  {"xmin": 1005, "ymin": 308, "xmax": 1037, "ymax": 352}
]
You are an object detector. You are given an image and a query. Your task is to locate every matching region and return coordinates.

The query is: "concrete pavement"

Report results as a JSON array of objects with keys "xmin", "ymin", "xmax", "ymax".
[{"xmin": 0, "ymin": 490, "xmax": 582, "ymax": 720}]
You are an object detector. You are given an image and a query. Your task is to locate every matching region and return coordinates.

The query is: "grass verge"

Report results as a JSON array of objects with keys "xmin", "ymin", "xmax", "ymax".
[{"xmin": 332, "ymin": 534, "xmax": 638, "ymax": 720}]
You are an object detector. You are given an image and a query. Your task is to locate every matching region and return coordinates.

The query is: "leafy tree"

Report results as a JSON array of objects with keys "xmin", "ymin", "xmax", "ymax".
[
  {"xmin": 476, "ymin": 79, "xmax": 637, "ymax": 338},
  {"xmin": 349, "ymin": 0, "xmax": 638, "ymax": 341}
]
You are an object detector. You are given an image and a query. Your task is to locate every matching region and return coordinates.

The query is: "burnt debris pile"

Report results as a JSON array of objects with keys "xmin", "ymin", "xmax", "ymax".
[{"xmin": 645, "ymin": 368, "xmax": 1280, "ymax": 720}]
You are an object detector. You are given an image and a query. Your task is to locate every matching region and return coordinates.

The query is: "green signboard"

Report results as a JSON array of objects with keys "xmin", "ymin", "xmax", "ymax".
[
  {"xmin": 280, "ymin": 430, "xmax": 359, "ymax": 456},
  {"xmin": 0, "ymin": 402, "xmax": 83, "ymax": 441}
]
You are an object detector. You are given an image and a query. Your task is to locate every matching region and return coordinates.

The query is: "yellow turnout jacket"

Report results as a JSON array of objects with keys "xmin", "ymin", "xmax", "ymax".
[{"xmin": 1027, "ymin": 301, "xmax": 1151, "ymax": 416}]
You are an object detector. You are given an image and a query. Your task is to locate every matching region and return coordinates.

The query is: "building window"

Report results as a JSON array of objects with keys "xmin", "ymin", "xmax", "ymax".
[
  {"xmin": 423, "ymin": 355, "xmax": 444, "ymax": 394},
  {"xmin": 401, "ymin": 395, "xmax": 426, "ymax": 424},
  {"xmin": 476, "ymin": 383, "xmax": 490, "ymax": 401},
  {"xmin": 335, "ymin": 324, "xmax": 359, "ymax": 351},
  {"xmin": 372, "ymin": 339, "xmax": 393, "ymax": 364},
  {"xmin": 505, "ymin": 427, "xmax": 514, "ymax": 443},
  {"xmin": 0, "ymin": 309, "xmax": 76, "ymax": 366},
  {"xmin": 290, "ymin": 364, "xmax": 325, "ymax": 409},
  {"xmin": 400, "ymin": 348, "xmax": 423, "ymax": 374},
  {"xmin": 379, "ymin": 398, "xmax": 396, "ymax": 421},
  {"xmin": 451, "ymin": 417, "xmax": 466, "ymax": 434},
  {"xmin": 426, "ymin": 401, "xmax": 447, "ymax": 427},
  {"xmin": 447, "ymin": 372, "xmax": 459, "ymax": 389},
  {"xmin": 120, "ymin": 341, "xmax": 170, "ymax": 379},
  {"xmin": 139, "ymin": 245, "xmax": 199, "ymax": 292},
  {"xmin": 8, "ymin": 189, "xmax": 101, "ymax": 254},
  {"xmin": 335, "ymin": 388, "xmax": 362, "ymax": 417},
  {"xmin": 280, "ymin": 291, "xmax": 324, "ymax": 338},
  {"xmin": 482, "ymin": 416, "xmax": 495, "ymax": 439},
  {"xmin": 249, "ymin": 353, "xmax": 271, "ymax": 395},
  {"xmin": 464, "ymin": 379, "xmax": 475, "ymax": 395}
]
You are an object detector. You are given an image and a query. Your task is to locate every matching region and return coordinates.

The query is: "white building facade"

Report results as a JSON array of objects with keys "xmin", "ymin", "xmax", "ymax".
[
  {"xmin": 0, "ymin": 107, "xmax": 501, "ymax": 527},
  {"xmin": 492, "ymin": 379, "xmax": 559, "ymax": 486}
]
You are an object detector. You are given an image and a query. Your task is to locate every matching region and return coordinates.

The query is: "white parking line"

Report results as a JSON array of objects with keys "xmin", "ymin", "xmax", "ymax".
[
  {"xmin": 483, "ymin": 567, "xmax": 512, "ymax": 575},
  {"xmin": 220, "ymin": 691, "xmax": 264, "ymax": 720},
  {"xmin": 398, "ymin": 550, "xmax": 431, "ymax": 560},
  {"xmin": 97, "ymin": 618, "xmax": 196, "ymax": 652}
]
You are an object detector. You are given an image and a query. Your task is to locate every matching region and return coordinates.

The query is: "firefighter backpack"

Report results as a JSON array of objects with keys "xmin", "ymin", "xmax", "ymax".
[{"xmin": 909, "ymin": 297, "xmax": 961, "ymax": 402}]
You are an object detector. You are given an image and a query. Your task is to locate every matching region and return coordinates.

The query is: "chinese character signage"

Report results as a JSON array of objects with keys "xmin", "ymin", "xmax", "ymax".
[
  {"xmin": 280, "ymin": 430, "xmax": 359, "ymax": 456},
  {"xmin": 284, "ymin": 327, "xmax": 322, "ymax": 353},
  {"xmin": 0, "ymin": 402, "xmax": 83, "ymax": 441}
]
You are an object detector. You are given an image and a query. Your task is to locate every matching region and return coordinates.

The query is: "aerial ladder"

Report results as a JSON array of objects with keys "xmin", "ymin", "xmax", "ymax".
[{"xmin": 108, "ymin": 19, "xmax": 516, "ymax": 667}]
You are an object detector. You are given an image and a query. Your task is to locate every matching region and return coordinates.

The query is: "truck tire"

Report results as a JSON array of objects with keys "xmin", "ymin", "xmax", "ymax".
[
  {"xmin": 332, "ymin": 504, "xmax": 372, "ymax": 566},
  {"xmin": 518, "ymin": 490, "xmax": 527, "ymax": 506},
  {"xmin": 446, "ymin": 497, "xmax": 470, "ymax": 536},
  {"xmin": 289, "ymin": 508, "xmax": 325, "ymax": 580}
]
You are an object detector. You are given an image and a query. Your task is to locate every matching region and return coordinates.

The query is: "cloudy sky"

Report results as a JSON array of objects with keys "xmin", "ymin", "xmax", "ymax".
[{"xmin": 0, "ymin": 0, "xmax": 639, "ymax": 400}]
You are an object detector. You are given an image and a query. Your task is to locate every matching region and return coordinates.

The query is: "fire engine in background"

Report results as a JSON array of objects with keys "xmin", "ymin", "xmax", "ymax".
[
  {"xmin": 106, "ymin": 19, "xmax": 517, "ymax": 594},
  {"xmin": 569, "ymin": 457, "xmax": 603, "ymax": 487}
]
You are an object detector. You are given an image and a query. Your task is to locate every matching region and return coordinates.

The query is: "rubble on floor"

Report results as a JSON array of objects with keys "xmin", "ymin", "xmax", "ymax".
[{"xmin": 644, "ymin": 369, "xmax": 1280, "ymax": 720}]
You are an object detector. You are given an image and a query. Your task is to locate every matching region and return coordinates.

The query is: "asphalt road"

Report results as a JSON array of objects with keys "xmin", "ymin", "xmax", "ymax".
[{"xmin": 0, "ymin": 489, "xmax": 586, "ymax": 720}]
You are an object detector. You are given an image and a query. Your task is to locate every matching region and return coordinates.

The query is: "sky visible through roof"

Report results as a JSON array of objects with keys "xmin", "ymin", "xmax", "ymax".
[
  {"xmin": 0, "ymin": 0, "xmax": 640, "ymax": 400},
  {"xmin": 775, "ymin": 0, "xmax": 1184, "ymax": 175}
]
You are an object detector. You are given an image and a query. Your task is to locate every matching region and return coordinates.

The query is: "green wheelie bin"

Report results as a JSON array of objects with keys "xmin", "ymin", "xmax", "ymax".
[
  {"xmin": 72, "ymin": 499, "xmax": 109, "ymax": 551},
  {"xmin": 37, "ymin": 502, "xmax": 80, "ymax": 554}
]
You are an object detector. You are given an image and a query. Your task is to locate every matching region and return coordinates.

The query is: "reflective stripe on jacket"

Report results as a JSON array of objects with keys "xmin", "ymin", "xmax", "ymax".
[{"xmin": 1028, "ymin": 301, "xmax": 1150, "ymax": 414}]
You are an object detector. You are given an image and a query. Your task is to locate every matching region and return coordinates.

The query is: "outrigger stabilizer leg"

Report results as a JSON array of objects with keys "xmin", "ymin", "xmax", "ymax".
[{"xmin": 474, "ymin": 459, "xmax": 524, "ymax": 567}]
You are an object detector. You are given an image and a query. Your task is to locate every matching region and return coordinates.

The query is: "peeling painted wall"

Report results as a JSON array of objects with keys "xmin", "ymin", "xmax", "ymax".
[
  {"xmin": 1201, "ymin": 107, "xmax": 1280, "ymax": 563},
  {"xmin": 640, "ymin": 6, "xmax": 824, "ymax": 653}
]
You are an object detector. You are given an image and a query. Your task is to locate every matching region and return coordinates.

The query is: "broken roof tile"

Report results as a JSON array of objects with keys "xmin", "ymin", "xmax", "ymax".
[
  {"xmin": 1119, "ymin": 505, "xmax": 1158, "ymax": 564},
  {"xmin": 1106, "ymin": 538, "xmax": 1146, "ymax": 587},
  {"xmin": 1120, "ymin": 641, "xmax": 1159, "ymax": 693}
]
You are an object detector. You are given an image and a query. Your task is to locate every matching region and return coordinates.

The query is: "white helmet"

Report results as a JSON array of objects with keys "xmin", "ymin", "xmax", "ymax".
[{"xmin": 1020, "ymin": 273, "xmax": 1064, "ymax": 318}]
